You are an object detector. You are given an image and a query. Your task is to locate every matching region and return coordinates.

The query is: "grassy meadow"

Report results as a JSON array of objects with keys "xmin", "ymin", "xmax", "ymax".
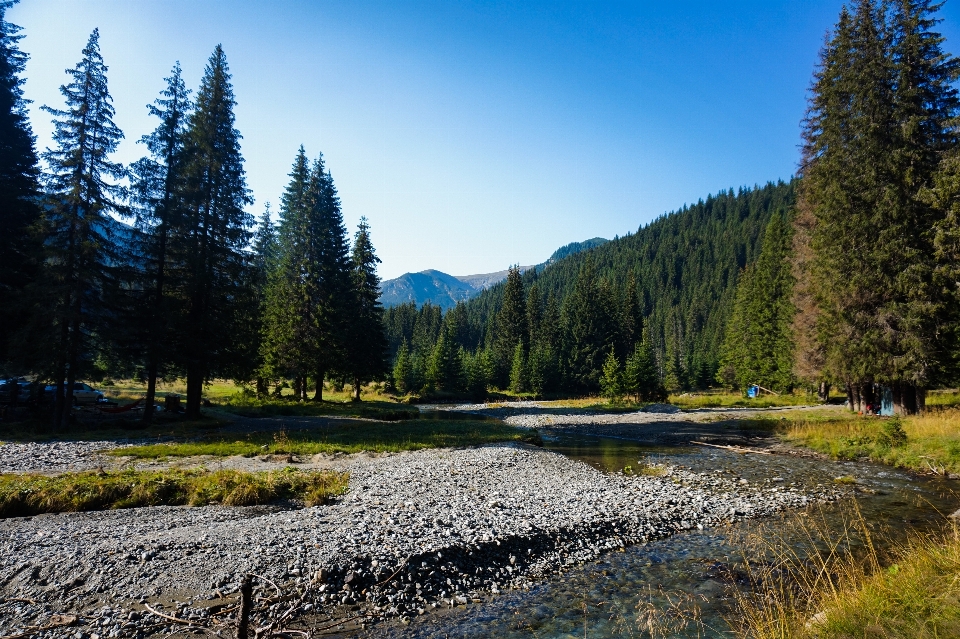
[{"xmin": 771, "ymin": 408, "xmax": 960, "ymax": 475}]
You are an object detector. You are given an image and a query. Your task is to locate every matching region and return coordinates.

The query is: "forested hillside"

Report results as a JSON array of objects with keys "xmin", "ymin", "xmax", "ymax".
[
  {"xmin": 486, "ymin": 181, "xmax": 795, "ymax": 388},
  {"xmin": 384, "ymin": 181, "xmax": 796, "ymax": 394}
]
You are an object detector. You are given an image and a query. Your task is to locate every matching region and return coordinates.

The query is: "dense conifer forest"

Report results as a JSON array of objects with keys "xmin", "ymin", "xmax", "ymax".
[
  {"xmin": 0, "ymin": 3, "xmax": 389, "ymax": 423},
  {"xmin": 384, "ymin": 181, "xmax": 796, "ymax": 397},
  {"xmin": 4, "ymin": 0, "xmax": 960, "ymax": 418}
]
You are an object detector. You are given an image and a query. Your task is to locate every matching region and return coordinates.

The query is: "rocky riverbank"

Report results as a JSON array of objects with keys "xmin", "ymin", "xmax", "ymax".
[{"xmin": 0, "ymin": 439, "xmax": 843, "ymax": 638}]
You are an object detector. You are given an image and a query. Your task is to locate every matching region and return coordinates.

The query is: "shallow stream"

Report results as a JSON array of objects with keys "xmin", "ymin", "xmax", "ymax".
[{"xmin": 371, "ymin": 429, "xmax": 960, "ymax": 638}]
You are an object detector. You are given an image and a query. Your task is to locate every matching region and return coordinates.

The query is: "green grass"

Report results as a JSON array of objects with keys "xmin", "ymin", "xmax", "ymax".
[
  {"xmin": 780, "ymin": 410, "xmax": 960, "ymax": 475},
  {"xmin": 670, "ymin": 391, "xmax": 825, "ymax": 410},
  {"xmin": 803, "ymin": 532, "xmax": 960, "ymax": 639},
  {"xmin": 216, "ymin": 392, "xmax": 419, "ymax": 420},
  {"xmin": 110, "ymin": 418, "xmax": 539, "ymax": 459},
  {"xmin": 926, "ymin": 389, "xmax": 960, "ymax": 408},
  {"xmin": 0, "ymin": 468, "xmax": 349, "ymax": 517}
]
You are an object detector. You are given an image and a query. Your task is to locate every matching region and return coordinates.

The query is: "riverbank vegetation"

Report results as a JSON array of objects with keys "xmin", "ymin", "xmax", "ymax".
[
  {"xmin": 766, "ymin": 408, "xmax": 960, "ymax": 476},
  {"xmin": 109, "ymin": 418, "xmax": 538, "ymax": 459},
  {"xmin": 0, "ymin": 468, "xmax": 348, "ymax": 517},
  {"xmin": 731, "ymin": 505, "xmax": 960, "ymax": 639}
]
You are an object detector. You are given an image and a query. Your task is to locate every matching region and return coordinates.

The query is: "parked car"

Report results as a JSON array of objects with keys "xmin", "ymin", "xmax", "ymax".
[
  {"xmin": 0, "ymin": 377, "xmax": 31, "ymax": 404},
  {"xmin": 43, "ymin": 382, "xmax": 105, "ymax": 405}
]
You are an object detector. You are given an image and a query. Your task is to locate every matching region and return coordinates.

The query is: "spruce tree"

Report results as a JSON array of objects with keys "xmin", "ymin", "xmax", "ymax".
[
  {"xmin": 345, "ymin": 217, "xmax": 388, "ymax": 400},
  {"xmin": 624, "ymin": 338, "xmax": 662, "ymax": 402},
  {"xmin": 563, "ymin": 259, "xmax": 617, "ymax": 392},
  {"xmin": 308, "ymin": 155, "xmax": 353, "ymax": 399},
  {"xmin": 392, "ymin": 340, "xmax": 412, "ymax": 394},
  {"xmin": 129, "ymin": 62, "xmax": 191, "ymax": 423},
  {"xmin": 600, "ymin": 348, "xmax": 623, "ymax": 402},
  {"xmin": 800, "ymin": 0, "xmax": 959, "ymax": 412},
  {"xmin": 176, "ymin": 45, "xmax": 252, "ymax": 417},
  {"xmin": 493, "ymin": 266, "xmax": 527, "ymax": 386},
  {"xmin": 509, "ymin": 342, "xmax": 527, "ymax": 394},
  {"xmin": 40, "ymin": 29, "xmax": 126, "ymax": 426},
  {"xmin": 718, "ymin": 212, "xmax": 796, "ymax": 392},
  {"xmin": 261, "ymin": 149, "xmax": 313, "ymax": 399},
  {"xmin": 0, "ymin": 0, "xmax": 40, "ymax": 373}
]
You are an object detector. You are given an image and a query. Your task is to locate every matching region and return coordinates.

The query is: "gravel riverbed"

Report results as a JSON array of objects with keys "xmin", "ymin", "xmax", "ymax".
[{"xmin": 0, "ymin": 438, "xmax": 843, "ymax": 638}]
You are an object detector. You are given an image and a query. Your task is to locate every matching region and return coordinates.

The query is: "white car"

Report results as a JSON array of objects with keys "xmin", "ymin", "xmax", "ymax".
[{"xmin": 44, "ymin": 382, "xmax": 105, "ymax": 405}]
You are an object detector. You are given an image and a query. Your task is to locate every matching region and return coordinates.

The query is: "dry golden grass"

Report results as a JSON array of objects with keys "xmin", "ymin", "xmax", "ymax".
[{"xmin": 730, "ymin": 503, "xmax": 960, "ymax": 639}]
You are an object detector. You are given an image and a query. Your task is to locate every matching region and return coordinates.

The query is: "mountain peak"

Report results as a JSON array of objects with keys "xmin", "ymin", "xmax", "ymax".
[{"xmin": 379, "ymin": 237, "xmax": 608, "ymax": 310}]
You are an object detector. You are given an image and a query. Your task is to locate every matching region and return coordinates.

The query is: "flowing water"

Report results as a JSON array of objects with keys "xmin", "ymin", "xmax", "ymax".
[{"xmin": 371, "ymin": 429, "xmax": 960, "ymax": 639}]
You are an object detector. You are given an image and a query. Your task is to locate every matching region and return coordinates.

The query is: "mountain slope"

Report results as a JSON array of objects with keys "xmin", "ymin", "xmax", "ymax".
[
  {"xmin": 462, "ymin": 181, "xmax": 797, "ymax": 388},
  {"xmin": 379, "ymin": 270, "xmax": 477, "ymax": 309},
  {"xmin": 380, "ymin": 239, "xmax": 607, "ymax": 309}
]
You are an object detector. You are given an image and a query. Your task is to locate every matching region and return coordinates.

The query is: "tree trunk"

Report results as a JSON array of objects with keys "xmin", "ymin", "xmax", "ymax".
[
  {"xmin": 818, "ymin": 382, "xmax": 831, "ymax": 403},
  {"xmin": 851, "ymin": 383, "xmax": 862, "ymax": 413},
  {"xmin": 256, "ymin": 377, "xmax": 267, "ymax": 398},
  {"xmin": 353, "ymin": 377, "xmax": 361, "ymax": 402},
  {"xmin": 142, "ymin": 361, "xmax": 157, "ymax": 425},
  {"xmin": 891, "ymin": 382, "xmax": 920, "ymax": 416},
  {"xmin": 845, "ymin": 383, "xmax": 854, "ymax": 412},
  {"xmin": 299, "ymin": 376, "xmax": 308, "ymax": 402},
  {"xmin": 314, "ymin": 370, "xmax": 323, "ymax": 402},
  {"xmin": 186, "ymin": 369, "xmax": 203, "ymax": 418},
  {"xmin": 916, "ymin": 387, "xmax": 926, "ymax": 414}
]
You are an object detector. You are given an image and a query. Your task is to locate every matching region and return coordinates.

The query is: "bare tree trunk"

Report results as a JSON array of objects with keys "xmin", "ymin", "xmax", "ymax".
[
  {"xmin": 845, "ymin": 383, "xmax": 854, "ymax": 412},
  {"xmin": 851, "ymin": 383, "xmax": 862, "ymax": 413},
  {"xmin": 353, "ymin": 377, "xmax": 361, "ymax": 402},
  {"xmin": 916, "ymin": 387, "xmax": 926, "ymax": 414},
  {"xmin": 256, "ymin": 377, "xmax": 267, "ymax": 397},
  {"xmin": 186, "ymin": 370, "xmax": 203, "ymax": 418},
  {"xmin": 143, "ymin": 362, "xmax": 157, "ymax": 425},
  {"xmin": 314, "ymin": 369, "xmax": 324, "ymax": 402},
  {"xmin": 892, "ymin": 382, "xmax": 920, "ymax": 416},
  {"xmin": 817, "ymin": 382, "xmax": 831, "ymax": 403}
]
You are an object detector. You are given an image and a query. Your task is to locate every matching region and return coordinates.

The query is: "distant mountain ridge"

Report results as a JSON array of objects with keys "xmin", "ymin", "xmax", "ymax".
[{"xmin": 379, "ymin": 237, "xmax": 608, "ymax": 309}]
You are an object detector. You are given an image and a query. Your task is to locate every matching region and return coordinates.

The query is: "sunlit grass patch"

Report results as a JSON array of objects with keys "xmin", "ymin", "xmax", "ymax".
[
  {"xmin": 781, "ymin": 409, "xmax": 960, "ymax": 475},
  {"xmin": 670, "ymin": 391, "xmax": 822, "ymax": 410},
  {"xmin": 0, "ymin": 468, "xmax": 348, "ymax": 517},
  {"xmin": 111, "ymin": 419, "xmax": 534, "ymax": 459}
]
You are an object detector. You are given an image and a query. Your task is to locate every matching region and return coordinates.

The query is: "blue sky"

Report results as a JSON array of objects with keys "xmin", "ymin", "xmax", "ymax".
[{"xmin": 13, "ymin": 1, "xmax": 960, "ymax": 279}]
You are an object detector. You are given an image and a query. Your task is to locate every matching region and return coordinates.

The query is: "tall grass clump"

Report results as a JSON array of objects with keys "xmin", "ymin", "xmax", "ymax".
[
  {"xmin": 0, "ymin": 468, "xmax": 348, "ymax": 517},
  {"xmin": 728, "ymin": 502, "xmax": 960, "ymax": 639}
]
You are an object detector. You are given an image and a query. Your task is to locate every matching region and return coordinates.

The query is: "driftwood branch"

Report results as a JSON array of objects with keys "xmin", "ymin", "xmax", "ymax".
[
  {"xmin": 144, "ymin": 603, "xmax": 204, "ymax": 627},
  {"xmin": 690, "ymin": 441, "xmax": 774, "ymax": 455},
  {"xmin": 237, "ymin": 575, "xmax": 253, "ymax": 639}
]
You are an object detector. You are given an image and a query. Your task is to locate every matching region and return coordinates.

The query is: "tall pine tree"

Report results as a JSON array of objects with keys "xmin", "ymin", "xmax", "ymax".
[
  {"xmin": 129, "ymin": 62, "xmax": 191, "ymax": 423},
  {"xmin": 800, "ymin": 0, "xmax": 959, "ymax": 413},
  {"xmin": 345, "ymin": 217, "xmax": 388, "ymax": 400},
  {"xmin": 261, "ymin": 148, "xmax": 314, "ymax": 399},
  {"xmin": 40, "ymin": 29, "xmax": 126, "ymax": 427},
  {"xmin": 0, "ymin": 0, "xmax": 40, "ymax": 374},
  {"xmin": 176, "ymin": 45, "xmax": 252, "ymax": 417},
  {"xmin": 719, "ymin": 212, "xmax": 796, "ymax": 393}
]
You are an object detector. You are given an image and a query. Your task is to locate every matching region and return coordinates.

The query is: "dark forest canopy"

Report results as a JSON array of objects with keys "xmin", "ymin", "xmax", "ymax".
[{"xmin": 384, "ymin": 180, "xmax": 797, "ymax": 395}]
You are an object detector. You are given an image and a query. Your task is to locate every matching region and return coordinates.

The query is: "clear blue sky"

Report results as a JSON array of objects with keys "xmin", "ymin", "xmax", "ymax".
[{"xmin": 12, "ymin": 1, "xmax": 960, "ymax": 279}]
